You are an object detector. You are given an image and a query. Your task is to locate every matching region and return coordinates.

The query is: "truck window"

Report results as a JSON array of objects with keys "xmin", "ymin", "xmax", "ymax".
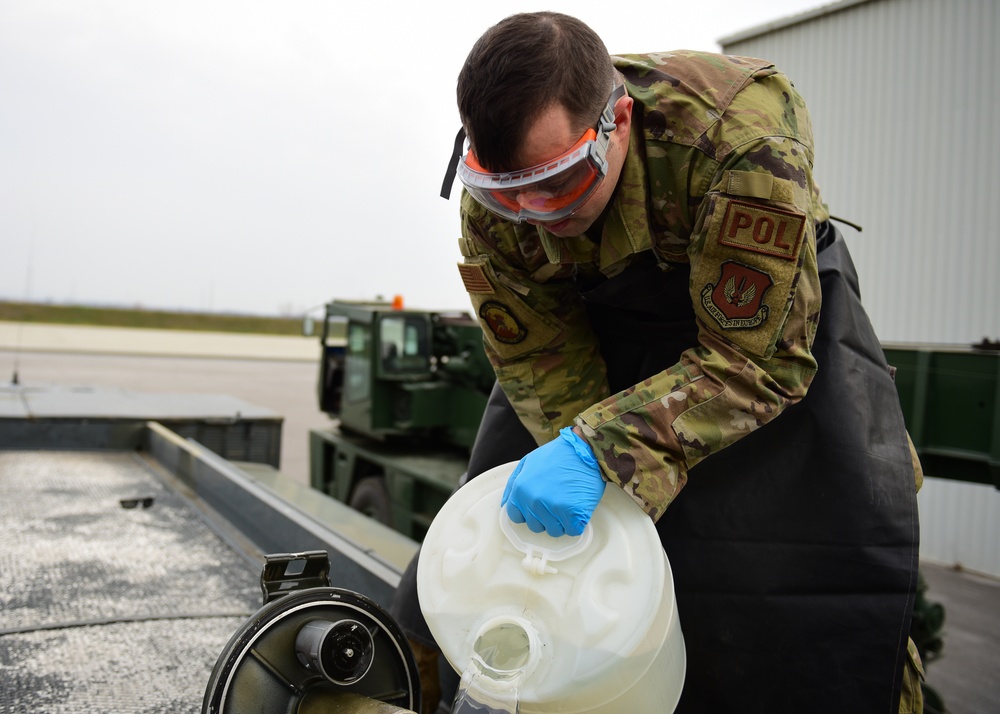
[
  {"xmin": 379, "ymin": 316, "xmax": 430, "ymax": 375},
  {"xmin": 348, "ymin": 323, "xmax": 369, "ymax": 356},
  {"xmin": 345, "ymin": 323, "xmax": 372, "ymax": 402}
]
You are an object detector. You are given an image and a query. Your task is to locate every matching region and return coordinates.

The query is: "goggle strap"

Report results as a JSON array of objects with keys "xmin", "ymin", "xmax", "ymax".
[{"xmin": 440, "ymin": 126, "xmax": 467, "ymax": 200}]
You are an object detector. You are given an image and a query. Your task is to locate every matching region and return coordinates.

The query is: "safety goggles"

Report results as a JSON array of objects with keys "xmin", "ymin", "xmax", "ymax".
[{"xmin": 455, "ymin": 84, "xmax": 626, "ymax": 224}]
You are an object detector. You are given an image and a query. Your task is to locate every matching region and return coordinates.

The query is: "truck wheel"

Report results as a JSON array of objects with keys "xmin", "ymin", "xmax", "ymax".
[{"xmin": 349, "ymin": 476, "xmax": 392, "ymax": 527}]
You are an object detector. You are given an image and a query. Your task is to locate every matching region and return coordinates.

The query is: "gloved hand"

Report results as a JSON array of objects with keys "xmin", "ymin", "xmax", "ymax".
[{"xmin": 501, "ymin": 426, "xmax": 606, "ymax": 537}]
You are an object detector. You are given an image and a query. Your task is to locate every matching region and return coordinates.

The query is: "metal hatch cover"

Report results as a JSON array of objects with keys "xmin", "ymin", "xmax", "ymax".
[{"xmin": 202, "ymin": 578, "xmax": 420, "ymax": 714}]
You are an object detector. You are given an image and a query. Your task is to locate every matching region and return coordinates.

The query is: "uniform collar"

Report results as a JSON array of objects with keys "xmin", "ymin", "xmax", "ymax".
[{"xmin": 537, "ymin": 122, "xmax": 654, "ymax": 273}]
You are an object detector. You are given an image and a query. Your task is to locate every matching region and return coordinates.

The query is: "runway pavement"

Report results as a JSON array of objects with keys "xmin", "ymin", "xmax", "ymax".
[
  {"xmin": 0, "ymin": 320, "xmax": 316, "ymax": 361},
  {"xmin": 0, "ymin": 322, "xmax": 328, "ymax": 484},
  {"xmin": 1, "ymin": 322, "xmax": 997, "ymax": 712}
]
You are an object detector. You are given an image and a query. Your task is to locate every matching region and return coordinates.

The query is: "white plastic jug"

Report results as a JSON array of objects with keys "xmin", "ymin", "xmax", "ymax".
[{"xmin": 417, "ymin": 461, "xmax": 685, "ymax": 713}]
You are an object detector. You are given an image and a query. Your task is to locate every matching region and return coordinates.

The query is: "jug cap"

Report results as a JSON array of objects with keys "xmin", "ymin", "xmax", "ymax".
[{"xmin": 498, "ymin": 508, "xmax": 593, "ymax": 575}]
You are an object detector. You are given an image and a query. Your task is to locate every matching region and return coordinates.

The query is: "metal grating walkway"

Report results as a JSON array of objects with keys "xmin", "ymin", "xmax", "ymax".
[{"xmin": 0, "ymin": 451, "xmax": 260, "ymax": 713}]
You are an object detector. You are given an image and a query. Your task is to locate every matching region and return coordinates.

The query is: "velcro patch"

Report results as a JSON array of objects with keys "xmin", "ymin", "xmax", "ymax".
[
  {"xmin": 457, "ymin": 263, "xmax": 494, "ymax": 294},
  {"xmin": 718, "ymin": 200, "xmax": 805, "ymax": 261},
  {"xmin": 700, "ymin": 261, "xmax": 774, "ymax": 329}
]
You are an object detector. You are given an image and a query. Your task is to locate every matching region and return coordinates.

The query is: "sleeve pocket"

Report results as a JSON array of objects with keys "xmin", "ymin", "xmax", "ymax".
[{"xmin": 457, "ymin": 255, "xmax": 562, "ymax": 361}]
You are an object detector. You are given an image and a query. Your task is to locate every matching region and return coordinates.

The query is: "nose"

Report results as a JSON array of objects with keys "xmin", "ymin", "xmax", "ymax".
[{"xmin": 515, "ymin": 189, "xmax": 554, "ymax": 210}]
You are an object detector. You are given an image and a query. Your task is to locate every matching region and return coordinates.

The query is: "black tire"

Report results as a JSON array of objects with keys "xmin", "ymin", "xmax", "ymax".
[{"xmin": 349, "ymin": 476, "xmax": 392, "ymax": 526}]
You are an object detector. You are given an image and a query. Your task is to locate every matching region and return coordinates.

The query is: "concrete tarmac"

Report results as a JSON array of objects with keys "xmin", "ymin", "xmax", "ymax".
[
  {"xmin": 0, "ymin": 323, "xmax": 328, "ymax": 484},
  {"xmin": 1, "ymin": 323, "xmax": 997, "ymax": 713},
  {"xmin": 0, "ymin": 320, "xmax": 317, "ymax": 361}
]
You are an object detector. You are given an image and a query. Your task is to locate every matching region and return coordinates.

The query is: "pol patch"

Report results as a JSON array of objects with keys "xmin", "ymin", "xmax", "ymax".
[{"xmin": 718, "ymin": 200, "xmax": 804, "ymax": 261}]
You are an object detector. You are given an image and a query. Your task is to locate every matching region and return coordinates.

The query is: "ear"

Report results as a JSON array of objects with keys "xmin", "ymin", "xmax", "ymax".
[{"xmin": 612, "ymin": 94, "xmax": 633, "ymax": 141}]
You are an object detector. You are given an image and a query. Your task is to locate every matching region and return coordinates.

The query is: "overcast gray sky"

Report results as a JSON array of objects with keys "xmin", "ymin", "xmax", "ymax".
[{"xmin": 1, "ymin": 0, "xmax": 829, "ymax": 317}]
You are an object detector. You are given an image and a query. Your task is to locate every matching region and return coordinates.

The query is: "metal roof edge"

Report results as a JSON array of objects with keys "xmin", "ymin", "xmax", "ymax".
[{"xmin": 718, "ymin": 0, "xmax": 876, "ymax": 47}]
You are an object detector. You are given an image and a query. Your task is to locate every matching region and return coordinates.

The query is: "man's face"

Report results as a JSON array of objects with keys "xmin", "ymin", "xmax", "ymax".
[{"xmin": 516, "ymin": 98, "xmax": 631, "ymax": 238}]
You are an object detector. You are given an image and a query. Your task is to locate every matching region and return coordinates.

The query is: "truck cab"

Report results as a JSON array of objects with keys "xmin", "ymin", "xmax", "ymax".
[
  {"xmin": 318, "ymin": 299, "xmax": 491, "ymax": 448},
  {"xmin": 312, "ymin": 299, "xmax": 494, "ymax": 539}
]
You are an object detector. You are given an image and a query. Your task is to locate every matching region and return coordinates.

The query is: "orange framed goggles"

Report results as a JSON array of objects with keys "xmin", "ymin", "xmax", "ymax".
[{"xmin": 456, "ymin": 84, "xmax": 626, "ymax": 224}]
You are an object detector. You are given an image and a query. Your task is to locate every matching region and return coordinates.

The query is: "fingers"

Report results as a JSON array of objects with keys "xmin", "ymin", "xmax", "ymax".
[
  {"xmin": 505, "ymin": 501, "xmax": 527, "ymax": 525},
  {"xmin": 523, "ymin": 512, "xmax": 546, "ymax": 533},
  {"xmin": 501, "ymin": 460, "xmax": 525, "ymax": 507},
  {"xmin": 564, "ymin": 518, "xmax": 585, "ymax": 538},
  {"xmin": 537, "ymin": 502, "xmax": 566, "ymax": 537},
  {"xmin": 506, "ymin": 501, "xmax": 548, "ymax": 533},
  {"xmin": 504, "ymin": 499, "xmax": 567, "ymax": 536}
]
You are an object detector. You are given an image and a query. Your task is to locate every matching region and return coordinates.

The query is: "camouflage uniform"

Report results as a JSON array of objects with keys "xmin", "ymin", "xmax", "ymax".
[
  {"xmin": 458, "ymin": 52, "xmax": 826, "ymax": 520},
  {"xmin": 456, "ymin": 52, "xmax": 921, "ymax": 712}
]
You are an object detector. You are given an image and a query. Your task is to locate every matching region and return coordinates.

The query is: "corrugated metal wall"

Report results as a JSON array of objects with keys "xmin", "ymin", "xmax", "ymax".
[
  {"xmin": 721, "ymin": 0, "xmax": 1000, "ymax": 577},
  {"xmin": 918, "ymin": 477, "xmax": 1000, "ymax": 576},
  {"xmin": 721, "ymin": 0, "xmax": 1000, "ymax": 346}
]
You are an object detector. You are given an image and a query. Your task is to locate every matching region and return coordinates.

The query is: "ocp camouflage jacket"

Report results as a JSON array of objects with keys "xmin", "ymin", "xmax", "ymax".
[{"xmin": 457, "ymin": 51, "xmax": 829, "ymax": 521}]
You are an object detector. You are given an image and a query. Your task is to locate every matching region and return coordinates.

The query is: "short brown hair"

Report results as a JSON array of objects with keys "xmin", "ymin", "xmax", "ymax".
[{"xmin": 457, "ymin": 12, "xmax": 615, "ymax": 172}]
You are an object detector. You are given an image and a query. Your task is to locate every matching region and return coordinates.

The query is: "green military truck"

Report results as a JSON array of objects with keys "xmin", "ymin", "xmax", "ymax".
[{"xmin": 308, "ymin": 300, "xmax": 494, "ymax": 541}]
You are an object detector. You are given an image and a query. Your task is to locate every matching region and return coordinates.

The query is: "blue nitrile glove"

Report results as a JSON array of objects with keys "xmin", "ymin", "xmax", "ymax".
[{"xmin": 501, "ymin": 426, "xmax": 606, "ymax": 537}]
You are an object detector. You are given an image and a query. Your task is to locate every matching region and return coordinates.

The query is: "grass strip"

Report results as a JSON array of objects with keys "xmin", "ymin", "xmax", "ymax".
[{"xmin": 0, "ymin": 301, "xmax": 306, "ymax": 336}]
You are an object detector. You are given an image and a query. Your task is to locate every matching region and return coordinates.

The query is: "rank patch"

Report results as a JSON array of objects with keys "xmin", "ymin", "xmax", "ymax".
[
  {"xmin": 457, "ymin": 263, "xmax": 494, "ymax": 294},
  {"xmin": 479, "ymin": 301, "xmax": 527, "ymax": 344},
  {"xmin": 718, "ymin": 200, "xmax": 804, "ymax": 260},
  {"xmin": 701, "ymin": 261, "xmax": 774, "ymax": 329}
]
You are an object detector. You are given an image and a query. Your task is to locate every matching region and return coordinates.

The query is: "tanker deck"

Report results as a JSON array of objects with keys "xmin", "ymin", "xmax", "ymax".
[
  {"xmin": 0, "ymin": 447, "xmax": 260, "ymax": 711},
  {"xmin": 0, "ymin": 384, "xmax": 417, "ymax": 713}
]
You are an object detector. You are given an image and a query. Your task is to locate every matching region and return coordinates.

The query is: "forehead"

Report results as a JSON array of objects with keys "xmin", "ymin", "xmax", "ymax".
[{"xmin": 518, "ymin": 102, "xmax": 583, "ymax": 169}]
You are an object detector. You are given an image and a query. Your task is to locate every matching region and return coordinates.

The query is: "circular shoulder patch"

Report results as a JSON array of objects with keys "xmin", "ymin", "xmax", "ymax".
[{"xmin": 479, "ymin": 300, "xmax": 527, "ymax": 344}]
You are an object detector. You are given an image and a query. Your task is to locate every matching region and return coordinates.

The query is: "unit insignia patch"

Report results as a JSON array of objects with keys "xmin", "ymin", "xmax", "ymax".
[
  {"xmin": 701, "ymin": 261, "xmax": 774, "ymax": 329},
  {"xmin": 479, "ymin": 301, "xmax": 527, "ymax": 344}
]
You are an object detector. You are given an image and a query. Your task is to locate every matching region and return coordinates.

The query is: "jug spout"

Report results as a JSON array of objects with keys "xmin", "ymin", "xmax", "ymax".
[
  {"xmin": 452, "ymin": 656, "xmax": 522, "ymax": 714},
  {"xmin": 451, "ymin": 618, "xmax": 539, "ymax": 714}
]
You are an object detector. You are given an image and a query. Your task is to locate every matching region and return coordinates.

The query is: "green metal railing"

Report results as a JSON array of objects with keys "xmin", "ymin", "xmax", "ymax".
[{"xmin": 883, "ymin": 343, "xmax": 1000, "ymax": 489}]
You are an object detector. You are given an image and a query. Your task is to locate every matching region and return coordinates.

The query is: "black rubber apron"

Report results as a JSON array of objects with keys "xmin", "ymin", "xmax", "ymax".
[
  {"xmin": 590, "ymin": 222, "xmax": 918, "ymax": 712},
  {"xmin": 651, "ymin": 224, "xmax": 918, "ymax": 712},
  {"xmin": 396, "ymin": 222, "xmax": 918, "ymax": 713}
]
